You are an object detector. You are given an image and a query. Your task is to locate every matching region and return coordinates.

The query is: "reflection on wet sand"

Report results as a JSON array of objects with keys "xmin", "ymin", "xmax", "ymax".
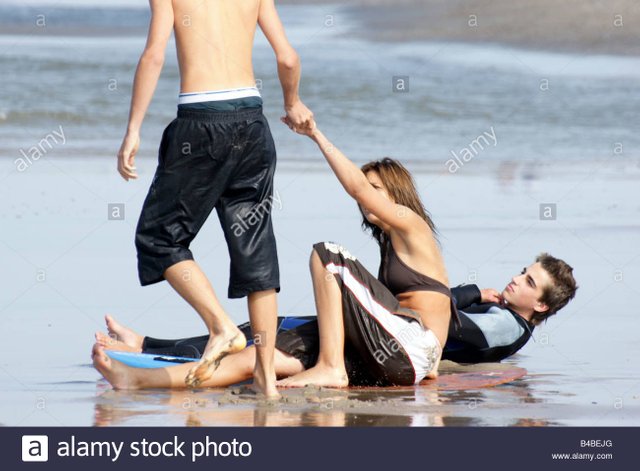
[
  {"xmin": 92, "ymin": 372, "xmax": 549, "ymax": 427},
  {"xmin": 495, "ymin": 160, "xmax": 540, "ymax": 193}
]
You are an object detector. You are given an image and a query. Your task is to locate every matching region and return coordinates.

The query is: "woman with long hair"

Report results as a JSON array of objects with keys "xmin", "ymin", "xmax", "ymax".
[{"xmin": 274, "ymin": 120, "xmax": 457, "ymax": 387}]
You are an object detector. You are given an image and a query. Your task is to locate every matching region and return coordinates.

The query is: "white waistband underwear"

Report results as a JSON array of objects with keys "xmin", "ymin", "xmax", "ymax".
[{"xmin": 178, "ymin": 87, "xmax": 261, "ymax": 105}]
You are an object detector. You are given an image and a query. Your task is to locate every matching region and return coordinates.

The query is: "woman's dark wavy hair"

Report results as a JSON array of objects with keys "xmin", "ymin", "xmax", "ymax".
[{"xmin": 359, "ymin": 158, "xmax": 437, "ymax": 246}]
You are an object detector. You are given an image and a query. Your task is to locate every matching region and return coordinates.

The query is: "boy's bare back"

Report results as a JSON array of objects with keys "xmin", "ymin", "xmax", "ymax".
[
  {"xmin": 145, "ymin": 0, "xmax": 293, "ymax": 93},
  {"xmin": 172, "ymin": 0, "xmax": 260, "ymax": 92},
  {"xmin": 118, "ymin": 0, "xmax": 311, "ymax": 181}
]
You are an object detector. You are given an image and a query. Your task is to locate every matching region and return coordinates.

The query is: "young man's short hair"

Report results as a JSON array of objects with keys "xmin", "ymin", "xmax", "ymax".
[{"xmin": 530, "ymin": 253, "xmax": 578, "ymax": 325}]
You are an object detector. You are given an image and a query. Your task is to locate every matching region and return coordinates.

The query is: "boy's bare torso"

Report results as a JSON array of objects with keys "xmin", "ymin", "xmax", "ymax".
[{"xmin": 172, "ymin": 0, "xmax": 260, "ymax": 93}]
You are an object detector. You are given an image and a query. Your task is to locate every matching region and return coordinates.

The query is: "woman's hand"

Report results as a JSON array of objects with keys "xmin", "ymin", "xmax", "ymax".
[{"xmin": 280, "ymin": 115, "xmax": 317, "ymax": 138}]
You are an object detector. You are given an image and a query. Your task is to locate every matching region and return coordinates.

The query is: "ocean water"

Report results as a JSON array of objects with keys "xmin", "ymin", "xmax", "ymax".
[
  {"xmin": 1, "ymin": 1, "xmax": 639, "ymax": 427},
  {"xmin": 1, "ymin": 2, "xmax": 639, "ymax": 164}
]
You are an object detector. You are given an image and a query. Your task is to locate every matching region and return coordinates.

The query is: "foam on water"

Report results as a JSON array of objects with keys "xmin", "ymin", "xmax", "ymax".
[{"xmin": 389, "ymin": 41, "xmax": 640, "ymax": 79}]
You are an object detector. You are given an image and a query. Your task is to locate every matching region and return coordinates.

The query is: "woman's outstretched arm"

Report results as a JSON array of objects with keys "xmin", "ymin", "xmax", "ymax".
[{"xmin": 286, "ymin": 121, "xmax": 423, "ymax": 234}]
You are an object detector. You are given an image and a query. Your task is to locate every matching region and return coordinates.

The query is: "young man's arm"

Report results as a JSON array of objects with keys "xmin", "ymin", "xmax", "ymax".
[
  {"xmin": 258, "ymin": 0, "xmax": 313, "ymax": 130},
  {"xmin": 117, "ymin": 0, "xmax": 174, "ymax": 181},
  {"xmin": 451, "ymin": 284, "xmax": 503, "ymax": 309},
  {"xmin": 451, "ymin": 284, "xmax": 482, "ymax": 309}
]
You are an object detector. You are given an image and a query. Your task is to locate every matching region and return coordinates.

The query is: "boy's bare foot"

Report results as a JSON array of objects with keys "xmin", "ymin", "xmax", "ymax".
[
  {"xmin": 95, "ymin": 331, "xmax": 141, "ymax": 353},
  {"xmin": 185, "ymin": 329, "xmax": 246, "ymax": 388},
  {"xmin": 252, "ymin": 364, "xmax": 281, "ymax": 399},
  {"xmin": 276, "ymin": 364, "xmax": 348, "ymax": 388},
  {"xmin": 228, "ymin": 385, "xmax": 281, "ymax": 404},
  {"xmin": 104, "ymin": 314, "xmax": 144, "ymax": 350},
  {"xmin": 91, "ymin": 343, "xmax": 139, "ymax": 390}
]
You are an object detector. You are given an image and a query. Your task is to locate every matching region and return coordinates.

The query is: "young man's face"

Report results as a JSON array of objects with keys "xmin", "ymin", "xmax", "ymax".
[{"xmin": 502, "ymin": 262, "xmax": 551, "ymax": 314}]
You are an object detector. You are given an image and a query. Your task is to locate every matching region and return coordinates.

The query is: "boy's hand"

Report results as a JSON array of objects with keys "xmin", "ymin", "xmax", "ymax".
[
  {"xmin": 480, "ymin": 288, "xmax": 503, "ymax": 305},
  {"xmin": 280, "ymin": 116, "xmax": 317, "ymax": 138},
  {"xmin": 117, "ymin": 132, "xmax": 140, "ymax": 181},
  {"xmin": 284, "ymin": 100, "xmax": 314, "ymax": 131}
]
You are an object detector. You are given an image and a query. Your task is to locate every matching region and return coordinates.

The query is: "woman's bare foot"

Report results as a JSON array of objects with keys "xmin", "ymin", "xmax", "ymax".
[
  {"xmin": 104, "ymin": 314, "xmax": 144, "ymax": 350},
  {"xmin": 276, "ymin": 364, "xmax": 348, "ymax": 388},
  {"xmin": 95, "ymin": 331, "xmax": 141, "ymax": 353},
  {"xmin": 424, "ymin": 356, "xmax": 441, "ymax": 380},
  {"xmin": 185, "ymin": 328, "xmax": 246, "ymax": 388},
  {"xmin": 92, "ymin": 343, "xmax": 139, "ymax": 390}
]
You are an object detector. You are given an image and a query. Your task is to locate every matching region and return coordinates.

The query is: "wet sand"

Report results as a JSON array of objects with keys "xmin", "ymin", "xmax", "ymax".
[
  {"xmin": 91, "ymin": 362, "xmax": 535, "ymax": 427},
  {"xmin": 1, "ymin": 157, "xmax": 639, "ymax": 427}
]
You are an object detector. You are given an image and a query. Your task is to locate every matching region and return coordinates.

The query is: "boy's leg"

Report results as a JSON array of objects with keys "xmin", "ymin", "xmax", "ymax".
[
  {"xmin": 207, "ymin": 111, "xmax": 281, "ymax": 396},
  {"xmin": 247, "ymin": 289, "xmax": 279, "ymax": 397},
  {"xmin": 167, "ymin": 260, "xmax": 246, "ymax": 387}
]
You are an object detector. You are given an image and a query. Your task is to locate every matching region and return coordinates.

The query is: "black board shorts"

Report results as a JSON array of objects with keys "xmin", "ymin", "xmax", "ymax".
[
  {"xmin": 135, "ymin": 106, "xmax": 280, "ymax": 298},
  {"xmin": 276, "ymin": 242, "xmax": 442, "ymax": 386}
]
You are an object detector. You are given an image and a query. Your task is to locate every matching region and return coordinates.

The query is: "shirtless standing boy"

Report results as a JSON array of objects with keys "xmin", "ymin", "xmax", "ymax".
[{"xmin": 116, "ymin": 0, "xmax": 313, "ymax": 398}]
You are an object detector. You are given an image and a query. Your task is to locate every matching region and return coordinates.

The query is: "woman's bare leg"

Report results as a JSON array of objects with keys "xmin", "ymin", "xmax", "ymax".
[
  {"xmin": 92, "ymin": 343, "xmax": 304, "ymax": 390},
  {"xmin": 276, "ymin": 249, "xmax": 348, "ymax": 388}
]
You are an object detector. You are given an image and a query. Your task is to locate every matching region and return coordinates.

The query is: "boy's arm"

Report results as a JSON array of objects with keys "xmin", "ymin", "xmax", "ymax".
[
  {"xmin": 258, "ymin": 0, "xmax": 313, "ymax": 129},
  {"xmin": 451, "ymin": 285, "xmax": 503, "ymax": 309},
  {"xmin": 451, "ymin": 285, "xmax": 482, "ymax": 309},
  {"xmin": 117, "ymin": 0, "xmax": 174, "ymax": 181}
]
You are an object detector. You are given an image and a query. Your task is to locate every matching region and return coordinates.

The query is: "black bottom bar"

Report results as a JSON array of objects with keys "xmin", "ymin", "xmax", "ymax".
[{"xmin": 8, "ymin": 427, "xmax": 635, "ymax": 470}]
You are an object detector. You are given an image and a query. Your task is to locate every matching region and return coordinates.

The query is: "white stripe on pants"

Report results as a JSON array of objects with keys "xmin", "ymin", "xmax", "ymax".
[{"xmin": 326, "ymin": 262, "xmax": 441, "ymax": 384}]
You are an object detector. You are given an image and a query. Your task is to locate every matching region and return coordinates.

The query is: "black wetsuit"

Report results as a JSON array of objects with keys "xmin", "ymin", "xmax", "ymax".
[{"xmin": 445, "ymin": 284, "xmax": 535, "ymax": 363}]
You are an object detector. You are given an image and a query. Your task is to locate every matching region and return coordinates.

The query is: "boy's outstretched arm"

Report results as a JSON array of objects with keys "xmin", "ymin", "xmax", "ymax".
[
  {"xmin": 117, "ymin": 0, "xmax": 174, "ymax": 181},
  {"xmin": 258, "ymin": 0, "xmax": 313, "ymax": 130}
]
